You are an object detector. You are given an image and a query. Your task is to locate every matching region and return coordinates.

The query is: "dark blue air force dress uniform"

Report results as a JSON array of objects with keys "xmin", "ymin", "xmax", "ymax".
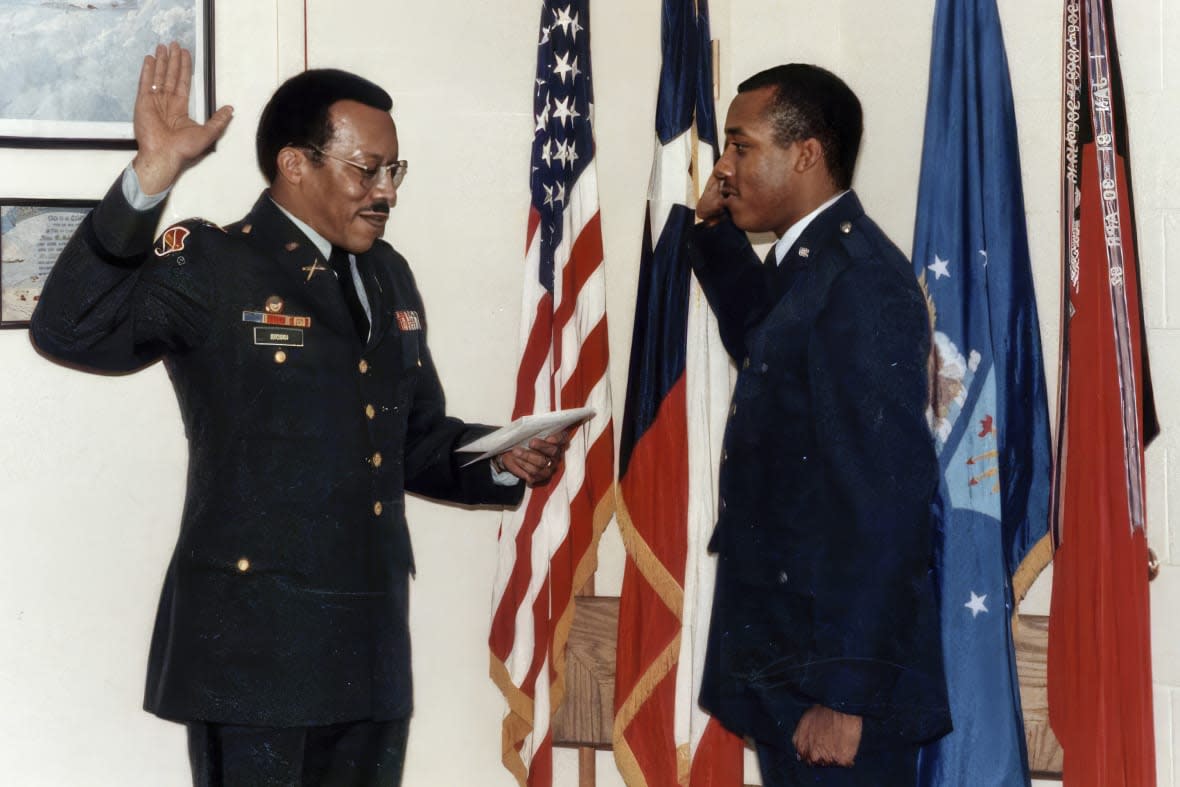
[
  {"xmin": 30, "ymin": 178, "xmax": 521, "ymax": 738},
  {"xmin": 687, "ymin": 192, "xmax": 951, "ymax": 785}
]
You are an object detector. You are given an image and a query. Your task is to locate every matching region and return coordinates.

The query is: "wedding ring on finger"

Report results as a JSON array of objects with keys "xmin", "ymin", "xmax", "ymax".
[{"xmin": 150, "ymin": 84, "xmax": 158, "ymax": 92}]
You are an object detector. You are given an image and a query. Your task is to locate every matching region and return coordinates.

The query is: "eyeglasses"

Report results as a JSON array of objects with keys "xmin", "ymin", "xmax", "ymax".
[{"xmin": 307, "ymin": 145, "xmax": 408, "ymax": 190}]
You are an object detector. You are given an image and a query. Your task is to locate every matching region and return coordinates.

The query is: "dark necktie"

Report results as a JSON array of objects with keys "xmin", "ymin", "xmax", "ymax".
[
  {"xmin": 328, "ymin": 246, "xmax": 369, "ymax": 341},
  {"xmin": 767, "ymin": 241, "xmax": 802, "ymax": 301}
]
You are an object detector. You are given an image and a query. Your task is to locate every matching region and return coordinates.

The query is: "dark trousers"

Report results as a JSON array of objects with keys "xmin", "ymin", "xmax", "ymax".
[
  {"xmin": 187, "ymin": 718, "xmax": 410, "ymax": 787},
  {"xmin": 755, "ymin": 738, "xmax": 918, "ymax": 787}
]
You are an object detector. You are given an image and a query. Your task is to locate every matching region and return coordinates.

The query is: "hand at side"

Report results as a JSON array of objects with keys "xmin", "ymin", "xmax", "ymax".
[{"xmin": 792, "ymin": 705, "xmax": 862, "ymax": 768}]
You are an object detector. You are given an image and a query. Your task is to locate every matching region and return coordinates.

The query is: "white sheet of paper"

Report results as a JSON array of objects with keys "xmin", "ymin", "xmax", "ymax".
[{"xmin": 455, "ymin": 407, "xmax": 595, "ymax": 466}]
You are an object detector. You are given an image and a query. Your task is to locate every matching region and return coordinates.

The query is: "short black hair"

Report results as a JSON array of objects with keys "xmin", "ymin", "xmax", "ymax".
[
  {"xmin": 737, "ymin": 64, "xmax": 862, "ymax": 190},
  {"xmin": 255, "ymin": 69, "xmax": 393, "ymax": 183}
]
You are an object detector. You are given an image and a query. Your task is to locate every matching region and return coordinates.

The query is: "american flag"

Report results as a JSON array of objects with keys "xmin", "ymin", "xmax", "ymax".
[{"xmin": 488, "ymin": 1, "xmax": 615, "ymax": 784}]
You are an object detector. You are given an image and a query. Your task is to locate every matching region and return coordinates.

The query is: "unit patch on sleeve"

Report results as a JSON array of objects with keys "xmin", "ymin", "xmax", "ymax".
[
  {"xmin": 395, "ymin": 310, "xmax": 422, "ymax": 331},
  {"xmin": 154, "ymin": 225, "xmax": 190, "ymax": 257}
]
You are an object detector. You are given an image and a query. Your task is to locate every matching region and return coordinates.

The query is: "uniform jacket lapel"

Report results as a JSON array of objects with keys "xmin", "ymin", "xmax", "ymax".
[
  {"xmin": 773, "ymin": 191, "xmax": 866, "ymax": 303},
  {"xmin": 355, "ymin": 248, "xmax": 390, "ymax": 350},
  {"xmin": 232, "ymin": 192, "xmax": 357, "ymax": 340}
]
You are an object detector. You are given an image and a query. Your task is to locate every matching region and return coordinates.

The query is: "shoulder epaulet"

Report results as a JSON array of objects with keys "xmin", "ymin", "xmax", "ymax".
[{"xmin": 836, "ymin": 217, "xmax": 874, "ymax": 260}]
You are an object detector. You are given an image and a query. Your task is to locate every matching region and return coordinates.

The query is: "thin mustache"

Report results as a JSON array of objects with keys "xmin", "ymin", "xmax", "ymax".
[{"xmin": 367, "ymin": 202, "xmax": 391, "ymax": 215}]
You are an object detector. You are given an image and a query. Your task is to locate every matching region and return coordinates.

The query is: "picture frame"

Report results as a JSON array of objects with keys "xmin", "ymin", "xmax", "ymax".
[
  {"xmin": 0, "ymin": 0, "xmax": 214, "ymax": 149},
  {"xmin": 0, "ymin": 198, "xmax": 97, "ymax": 327}
]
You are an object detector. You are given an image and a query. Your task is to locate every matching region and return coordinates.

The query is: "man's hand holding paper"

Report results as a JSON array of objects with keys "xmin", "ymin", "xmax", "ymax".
[{"xmin": 458, "ymin": 407, "xmax": 594, "ymax": 487}]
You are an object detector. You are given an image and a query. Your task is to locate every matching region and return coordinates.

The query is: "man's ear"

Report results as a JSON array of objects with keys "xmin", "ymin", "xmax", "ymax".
[
  {"xmin": 275, "ymin": 146, "xmax": 306, "ymax": 186},
  {"xmin": 793, "ymin": 137, "xmax": 825, "ymax": 174}
]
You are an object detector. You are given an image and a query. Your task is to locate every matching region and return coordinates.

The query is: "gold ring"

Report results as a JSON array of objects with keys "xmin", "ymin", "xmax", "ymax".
[
  {"xmin": 150, "ymin": 84, "xmax": 158, "ymax": 92},
  {"xmin": 546, "ymin": 459, "xmax": 553, "ymax": 468}
]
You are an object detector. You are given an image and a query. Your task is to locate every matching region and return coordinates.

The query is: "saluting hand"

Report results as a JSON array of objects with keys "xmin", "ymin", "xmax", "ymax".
[
  {"xmin": 132, "ymin": 42, "xmax": 234, "ymax": 195},
  {"xmin": 695, "ymin": 172, "xmax": 727, "ymax": 226}
]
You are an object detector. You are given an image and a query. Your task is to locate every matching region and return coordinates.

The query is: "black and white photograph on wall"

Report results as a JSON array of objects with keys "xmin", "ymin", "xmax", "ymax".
[{"xmin": 0, "ymin": 0, "xmax": 213, "ymax": 148}]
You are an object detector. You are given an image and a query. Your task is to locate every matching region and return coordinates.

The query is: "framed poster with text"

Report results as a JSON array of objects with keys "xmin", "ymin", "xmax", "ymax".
[{"xmin": 0, "ymin": 199, "xmax": 96, "ymax": 326}]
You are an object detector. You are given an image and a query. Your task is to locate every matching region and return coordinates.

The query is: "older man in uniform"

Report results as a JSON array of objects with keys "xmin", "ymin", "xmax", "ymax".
[
  {"xmin": 30, "ymin": 44, "xmax": 563, "ymax": 786},
  {"xmin": 689, "ymin": 64, "xmax": 951, "ymax": 785}
]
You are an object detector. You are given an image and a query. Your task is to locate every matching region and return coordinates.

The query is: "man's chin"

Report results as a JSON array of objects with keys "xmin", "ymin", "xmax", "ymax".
[{"xmin": 345, "ymin": 227, "xmax": 384, "ymax": 254}]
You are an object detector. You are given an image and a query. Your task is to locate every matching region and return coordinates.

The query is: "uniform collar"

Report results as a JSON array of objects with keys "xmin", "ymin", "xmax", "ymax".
[
  {"xmin": 269, "ymin": 197, "xmax": 334, "ymax": 261},
  {"xmin": 773, "ymin": 190, "xmax": 849, "ymax": 265}
]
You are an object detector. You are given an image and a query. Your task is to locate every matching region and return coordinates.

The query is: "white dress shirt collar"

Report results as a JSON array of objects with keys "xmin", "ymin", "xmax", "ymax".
[{"xmin": 772, "ymin": 190, "xmax": 849, "ymax": 265}]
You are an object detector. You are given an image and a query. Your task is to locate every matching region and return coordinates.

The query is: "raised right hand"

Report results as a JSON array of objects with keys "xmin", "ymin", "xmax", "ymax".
[{"xmin": 131, "ymin": 42, "xmax": 234, "ymax": 195}]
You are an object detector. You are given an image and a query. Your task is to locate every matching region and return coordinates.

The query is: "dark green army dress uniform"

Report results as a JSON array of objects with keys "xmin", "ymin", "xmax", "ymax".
[{"xmin": 30, "ymin": 177, "xmax": 522, "ymax": 728}]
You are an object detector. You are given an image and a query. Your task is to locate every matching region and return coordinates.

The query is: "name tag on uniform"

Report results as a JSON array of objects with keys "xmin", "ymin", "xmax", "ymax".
[
  {"xmin": 395, "ymin": 310, "xmax": 421, "ymax": 331},
  {"xmin": 242, "ymin": 310, "xmax": 312, "ymax": 328},
  {"xmin": 254, "ymin": 327, "xmax": 305, "ymax": 347}
]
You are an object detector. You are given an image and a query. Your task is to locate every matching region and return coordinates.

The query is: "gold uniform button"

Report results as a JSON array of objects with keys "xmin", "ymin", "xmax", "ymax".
[
  {"xmin": 358, "ymin": 359, "xmax": 369, "ymax": 374},
  {"xmin": 365, "ymin": 404, "xmax": 376, "ymax": 420},
  {"xmin": 373, "ymin": 501, "xmax": 383, "ymax": 516},
  {"xmin": 236, "ymin": 558, "xmax": 250, "ymax": 572},
  {"xmin": 371, "ymin": 451, "xmax": 383, "ymax": 468},
  {"xmin": 274, "ymin": 350, "xmax": 287, "ymax": 364},
  {"xmin": 416, "ymin": 358, "xmax": 422, "ymax": 368}
]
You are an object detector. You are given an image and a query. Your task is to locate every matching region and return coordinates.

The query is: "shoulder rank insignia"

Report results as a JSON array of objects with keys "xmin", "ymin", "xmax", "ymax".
[
  {"xmin": 154, "ymin": 225, "xmax": 190, "ymax": 257},
  {"xmin": 395, "ymin": 310, "xmax": 422, "ymax": 331}
]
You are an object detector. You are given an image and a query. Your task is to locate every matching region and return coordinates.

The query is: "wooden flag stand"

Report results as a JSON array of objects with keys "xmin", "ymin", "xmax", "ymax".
[{"xmin": 551, "ymin": 599, "xmax": 1063, "ymax": 784}]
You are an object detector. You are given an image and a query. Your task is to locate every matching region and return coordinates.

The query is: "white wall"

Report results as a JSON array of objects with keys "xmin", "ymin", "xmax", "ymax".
[{"xmin": 0, "ymin": 1, "xmax": 1175, "ymax": 786}]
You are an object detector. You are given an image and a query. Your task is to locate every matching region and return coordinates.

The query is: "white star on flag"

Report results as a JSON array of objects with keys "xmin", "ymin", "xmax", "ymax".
[
  {"xmin": 928, "ymin": 254, "xmax": 951, "ymax": 280},
  {"xmin": 535, "ymin": 99, "xmax": 550, "ymax": 134},
  {"xmin": 552, "ymin": 96, "xmax": 579, "ymax": 127},
  {"xmin": 553, "ymin": 139, "xmax": 570, "ymax": 167},
  {"xmin": 965, "ymin": 591, "xmax": 989, "ymax": 618},
  {"xmin": 553, "ymin": 51, "xmax": 574, "ymax": 83},
  {"xmin": 554, "ymin": 5, "xmax": 574, "ymax": 35}
]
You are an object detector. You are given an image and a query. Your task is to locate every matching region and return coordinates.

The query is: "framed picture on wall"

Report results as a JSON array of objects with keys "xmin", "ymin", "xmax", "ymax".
[
  {"xmin": 0, "ymin": 198, "xmax": 96, "ymax": 327},
  {"xmin": 0, "ymin": 0, "xmax": 214, "ymax": 149}
]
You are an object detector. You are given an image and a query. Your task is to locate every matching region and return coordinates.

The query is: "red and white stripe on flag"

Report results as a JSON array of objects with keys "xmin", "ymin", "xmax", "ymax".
[{"xmin": 488, "ymin": 2, "xmax": 615, "ymax": 784}]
